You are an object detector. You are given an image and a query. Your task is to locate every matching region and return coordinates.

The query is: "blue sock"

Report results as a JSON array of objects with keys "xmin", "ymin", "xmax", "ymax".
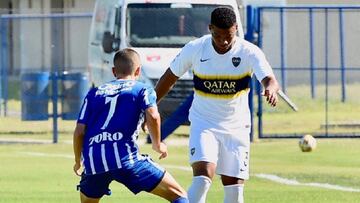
[{"xmin": 171, "ymin": 196, "xmax": 189, "ymax": 203}]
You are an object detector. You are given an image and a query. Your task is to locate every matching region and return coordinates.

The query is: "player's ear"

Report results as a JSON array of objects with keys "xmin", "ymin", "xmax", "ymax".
[
  {"xmin": 134, "ymin": 66, "xmax": 141, "ymax": 78},
  {"xmin": 112, "ymin": 67, "xmax": 116, "ymax": 77}
]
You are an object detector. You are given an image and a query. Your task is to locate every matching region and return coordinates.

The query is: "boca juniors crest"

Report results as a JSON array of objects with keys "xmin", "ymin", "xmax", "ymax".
[{"xmin": 232, "ymin": 57, "xmax": 241, "ymax": 67}]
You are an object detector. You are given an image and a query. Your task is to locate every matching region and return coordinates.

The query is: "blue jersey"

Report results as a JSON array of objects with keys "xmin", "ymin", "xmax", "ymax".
[{"xmin": 77, "ymin": 79, "xmax": 157, "ymax": 175}]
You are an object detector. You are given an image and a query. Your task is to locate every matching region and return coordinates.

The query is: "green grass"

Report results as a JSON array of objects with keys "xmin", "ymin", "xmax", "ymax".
[
  {"xmin": 257, "ymin": 83, "xmax": 360, "ymax": 135},
  {"xmin": 0, "ymin": 115, "xmax": 75, "ymax": 141},
  {"xmin": 1, "ymin": 82, "xmax": 360, "ymax": 202},
  {"xmin": 0, "ymin": 139, "xmax": 360, "ymax": 203},
  {"xmin": 3, "ymin": 83, "xmax": 360, "ymax": 139},
  {"xmin": 2, "ymin": 82, "xmax": 360, "ymax": 139}
]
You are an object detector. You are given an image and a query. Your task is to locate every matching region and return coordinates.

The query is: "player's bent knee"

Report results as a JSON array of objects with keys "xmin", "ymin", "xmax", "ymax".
[
  {"xmin": 221, "ymin": 175, "xmax": 245, "ymax": 186},
  {"xmin": 191, "ymin": 161, "xmax": 216, "ymax": 178},
  {"xmin": 150, "ymin": 171, "xmax": 188, "ymax": 202}
]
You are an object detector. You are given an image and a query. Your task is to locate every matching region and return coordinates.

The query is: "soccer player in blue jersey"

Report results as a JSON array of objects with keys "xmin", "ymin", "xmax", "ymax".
[{"xmin": 73, "ymin": 48, "xmax": 189, "ymax": 203}]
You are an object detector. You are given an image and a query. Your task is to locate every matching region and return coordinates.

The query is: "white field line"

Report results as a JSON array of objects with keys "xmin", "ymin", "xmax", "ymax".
[
  {"xmin": 20, "ymin": 152, "xmax": 360, "ymax": 192},
  {"xmin": 255, "ymin": 173, "xmax": 360, "ymax": 192},
  {"xmin": 163, "ymin": 164, "xmax": 192, "ymax": 172},
  {"xmin": 20, "ymin": 151, "xmax": 73, "ymax": 159}
]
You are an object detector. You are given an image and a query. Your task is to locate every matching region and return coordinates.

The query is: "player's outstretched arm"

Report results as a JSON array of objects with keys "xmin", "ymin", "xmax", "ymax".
[
  {"xmin": 145, "ymin": 106, "xmax": 168, "ymax": 159},
  {"xmin": 155, "ymin": 68, "xmax": 179, "ymax": 103},
  {"xmin": 73, "ymin": 123, "xmax": 85, "ymax": 176},
  {"xmin": 261, "ymin": 74, "xmax": 280, "ymax": 107}
]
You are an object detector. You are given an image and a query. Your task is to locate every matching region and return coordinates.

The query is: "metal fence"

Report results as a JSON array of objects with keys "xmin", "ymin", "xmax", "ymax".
[
  {"xmin": 249, "ymin": 6, "xmax": 360, "ymax": 138},
  {"xmin": 1, "ymin": 7, "xmax": 360, "ymax": 142},
  {"xmin": 0, "ymin": 13, "xmax": 92, "ymax": 142}
]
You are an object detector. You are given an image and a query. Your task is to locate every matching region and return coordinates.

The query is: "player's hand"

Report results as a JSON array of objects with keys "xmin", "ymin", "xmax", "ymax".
[
  {"xmin": 152, "ymin": 142, "xmax": 168, "ymax": 160},
  {"xmin": 141, "ymin": 122, "xmax": 149, "ymax": 134},
  {"xmin": 73, "ymin": 162, "xmax": 82, "ymax": 176},
  {"xmin": 262, "ymin": 88, "xmax": 278, "ymax": 107}
]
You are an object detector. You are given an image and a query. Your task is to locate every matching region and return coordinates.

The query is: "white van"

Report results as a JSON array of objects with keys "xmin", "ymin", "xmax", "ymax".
[{"xmin": 88, "ymin": 0, "xmax": 244, "ymax": 117}]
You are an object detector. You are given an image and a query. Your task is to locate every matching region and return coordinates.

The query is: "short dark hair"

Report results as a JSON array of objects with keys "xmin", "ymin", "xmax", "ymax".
[
  {"xmin": 113, "ymin": 48, "xmax": 140, "ymax": 75},
  {"xmin": 211, "ymin": 7, "xmax": 237, "ymax": 29}
]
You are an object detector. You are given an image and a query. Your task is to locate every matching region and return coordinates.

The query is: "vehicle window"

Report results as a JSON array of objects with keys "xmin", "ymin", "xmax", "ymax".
[
  {"xmin": 127, "ymin": 4, "xmax": 228, "ymax": 47},
  {"xmin": 90, "ymin": 0, "xmax": 118, "ymax": 43}
]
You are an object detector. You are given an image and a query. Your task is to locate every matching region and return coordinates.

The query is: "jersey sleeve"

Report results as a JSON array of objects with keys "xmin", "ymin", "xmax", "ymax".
[
  {"xmin": 140, "ymin": 86, "xmax": 157, "ymax": 110},
  {"xmin": 250, "ymin": 45, "xmax": 274, "ymax": 82},
  {"xmin": 169, "ymin": 40, "xmax": 197, "ymax": 77},
  {"xmin": 77, "ymin": 88, "xmax": 95, "ymax": 125}
]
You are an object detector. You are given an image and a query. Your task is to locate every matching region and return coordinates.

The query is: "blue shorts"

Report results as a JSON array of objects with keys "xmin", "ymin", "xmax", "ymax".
[{"xmin": 78, "ymin": 155, "xmax": 165, "ymax": 198}]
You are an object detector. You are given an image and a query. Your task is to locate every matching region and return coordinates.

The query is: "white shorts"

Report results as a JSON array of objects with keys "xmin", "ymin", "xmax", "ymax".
[{"xmin": 189, "ymin": 120, "xmax": 250, "ymax": 180}]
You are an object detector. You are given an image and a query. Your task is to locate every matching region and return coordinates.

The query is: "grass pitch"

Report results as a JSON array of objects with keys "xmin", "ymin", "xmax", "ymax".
[
  {"xmin": 0, "ymin": 138, "xmax": 359, "ymax": 203},
  {"xmin": 0, "ymin": 84, "xmax": 359, "ymax": 202}
]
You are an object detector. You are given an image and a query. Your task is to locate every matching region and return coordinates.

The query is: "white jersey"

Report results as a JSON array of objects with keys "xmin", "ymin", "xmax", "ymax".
[{"xmin": 170, "ymin": 35, "xmax": 273, "ymax": 132}]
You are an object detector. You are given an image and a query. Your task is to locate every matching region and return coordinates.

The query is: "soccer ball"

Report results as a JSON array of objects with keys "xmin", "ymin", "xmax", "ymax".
[{"xmin": 299, "ymin": 134, "xmax": 317, "ymax": 152}]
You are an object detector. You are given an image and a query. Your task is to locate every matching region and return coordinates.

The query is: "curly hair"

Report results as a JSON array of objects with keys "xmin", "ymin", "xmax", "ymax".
[{"xmin": 211, "ymin": 7, "xmax": 237, "ymax": 29}]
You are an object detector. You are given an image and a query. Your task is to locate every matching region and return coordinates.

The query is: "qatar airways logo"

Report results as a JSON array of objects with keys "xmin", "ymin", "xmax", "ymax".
[
  {"xmin": 203, "ymin": 80, "xmax": 237, "ymax": 94},
  {"xmin": 89, "ymin": 131, "xmax": 123, "ymax": 146},
  {"xmin": 194, "ymin": 73, "xmax": 251, "ymax": 95}
]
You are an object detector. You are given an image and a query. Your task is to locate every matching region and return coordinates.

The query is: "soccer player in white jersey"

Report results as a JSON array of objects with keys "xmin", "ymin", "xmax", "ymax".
[
  {"xmin": 155, "ymin": 7, "xmax": 279, "ymax": 203},
  {"xmin": 73, "ymin": 49, "xmax": 189, "ymax": 203}
]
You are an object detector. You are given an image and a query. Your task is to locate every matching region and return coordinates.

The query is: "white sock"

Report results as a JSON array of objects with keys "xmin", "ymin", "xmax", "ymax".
[
  {"xmin": 187, "ymin": 176, "xmax": 212, "ymax": 203},
  {"xmin": 224, "ymin": 184, "xmax": 244, "ymax": 203}
]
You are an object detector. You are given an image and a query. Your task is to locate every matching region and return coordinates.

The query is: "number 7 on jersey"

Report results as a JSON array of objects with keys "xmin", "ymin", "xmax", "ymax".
[{"xmin": 101, "ymin": 95, "xmax": 119, "ymax": 130}]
